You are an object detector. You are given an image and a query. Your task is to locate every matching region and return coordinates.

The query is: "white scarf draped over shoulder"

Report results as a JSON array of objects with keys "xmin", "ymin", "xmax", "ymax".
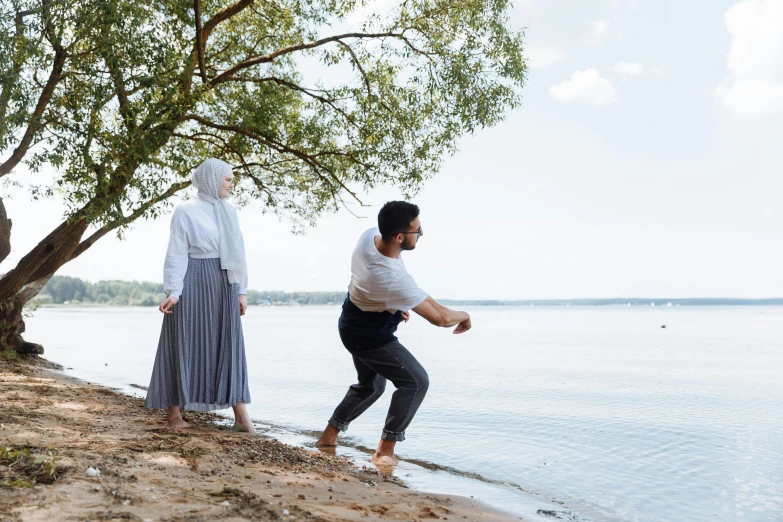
[{"xmin": 191, "ymin": 158, "xmax": 247, "ymax": 286}]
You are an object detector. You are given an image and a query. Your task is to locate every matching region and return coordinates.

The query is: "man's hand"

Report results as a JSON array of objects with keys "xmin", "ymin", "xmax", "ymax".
[
  {"xmin": 239, "ymin": 294, "xmax": 248, "ymax": 316},
  {"xmin": 159, "ymin": 296, "xmax": 178, "ymax": 314},
  {"xmin": 453, "ymin": 317, "xmax": 471, "ymax": 334},
  {"xmin": 413, "ymin": 296, "xmax": 471, "ymax": 332},
  {"xmin": 401, "ymin": 311, "xmax": 410, "ymax": 322}
]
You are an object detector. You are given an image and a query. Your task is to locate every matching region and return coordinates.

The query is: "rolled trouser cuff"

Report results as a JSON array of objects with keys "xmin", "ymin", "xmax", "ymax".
[
  {"xmin": 381, "ymin": 430, "xmax": 406, "ymax": 442},
  {"xmin": 328, "ymin": 416, "xmax": 350, "ymax": 432}
]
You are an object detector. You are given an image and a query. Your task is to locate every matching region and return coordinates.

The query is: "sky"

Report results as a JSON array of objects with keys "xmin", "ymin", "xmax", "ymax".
[{"xmin": 2, "ymin": 0, "xmax": 782, "ymax": 300}]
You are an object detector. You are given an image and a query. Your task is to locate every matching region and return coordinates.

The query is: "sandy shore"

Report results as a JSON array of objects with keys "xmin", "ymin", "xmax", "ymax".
[{"xmin": 0, "ymin": 355, "xmax": 524, "ymax": 522}]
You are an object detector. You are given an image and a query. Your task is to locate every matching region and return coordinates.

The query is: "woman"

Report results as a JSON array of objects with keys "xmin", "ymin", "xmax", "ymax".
[{"xmin": 145, "ymin": 158, "xmax": 255, "ymax": 433}]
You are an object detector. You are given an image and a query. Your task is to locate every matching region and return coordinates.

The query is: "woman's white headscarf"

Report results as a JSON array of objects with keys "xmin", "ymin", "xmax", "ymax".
[{"xmin": 191, "ymin": 158, "xmax": 247, "ymax": 286}]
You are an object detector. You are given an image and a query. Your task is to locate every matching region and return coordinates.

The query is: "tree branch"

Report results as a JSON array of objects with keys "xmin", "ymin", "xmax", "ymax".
[
  {"xmin": 201, "ymin": 0, "xmax": 255, "ymax": 38},
  {"xmin": 211, "ymin": 31, "xmax": 403, "ymax": 85},
  {"xmin": 0, "ymin": 31, "xmax": 66, "ymax": 178},
  {"xmin": 17, "ymin": 276, "xmax": 52, "ymax": 304},
  {"xmin": 104, "ymin": 49, "xmax": 135, "ymax": 132},
  {"xmin": 337, "ymin": 41, "xmax": 395, "ymax": 116},
  {"xmin": 69, "ymin": 180, "xmax": 191, "ymax": 262},
  {"xmin": 226, "ymin": 76, "xmax": 360, "ymax": 129},
  {"xmin": 183, "ymin": 114, "xmax": 363, "ymax": 205},
  {"xmin": 183, "ymin": 0, "xmax": 255, "ymax": 91},
  {"xmin": 194, "ymin": 0, "xmax": 208, "ymax": 83},
  {"xmin": 0, "ymin": 218, "xmax": 87, "ymax": 303},
  {"xmin": 0, "ymin": 8, "xmax": 39, "ymax": 144},
  {"xmin": 337, "ymin": 41, "xmax": 372, "ymax": 99}
]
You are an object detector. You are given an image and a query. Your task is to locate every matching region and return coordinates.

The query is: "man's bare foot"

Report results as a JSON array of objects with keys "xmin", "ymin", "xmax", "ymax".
[
  {"xmin": 315, "ymin": 425, "xmax": 339, "ymax": 447},
  {"xmin": 372, "ymin": 439, "xmax": 399, "ymax": 467},
  {"xmin": 371, "ymin": 438, "xmax": 398, "ymax": 467},
  {"xmin": 166, "ymin": 418, "xmax": 190, "ymax": 429},
  {"xmin": 371, "ymin": 453, "xmax": 399, "ymax": 466},
  {"xmin": 315, "ymin": 445, "xmax": 336, "ymax": 456}
]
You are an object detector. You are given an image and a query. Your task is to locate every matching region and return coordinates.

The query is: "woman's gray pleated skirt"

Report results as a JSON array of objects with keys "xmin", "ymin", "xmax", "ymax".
[{"xmin": 145, "ymin": 257, "xmax": 251, "ymax": 412}]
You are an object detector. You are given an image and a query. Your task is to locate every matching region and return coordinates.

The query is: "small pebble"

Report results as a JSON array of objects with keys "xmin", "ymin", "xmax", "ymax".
[
  {"xmin": 282, "ymin": 509, "xmax": 290, "ymax": 516},
  {"xmin": 220, "ymin": 501, "xmax": 230, "ymax": 507}
]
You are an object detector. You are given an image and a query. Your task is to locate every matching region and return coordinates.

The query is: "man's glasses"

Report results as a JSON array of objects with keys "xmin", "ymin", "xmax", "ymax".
[{"xmin": 398, "ymin": 226, "xmax": 423, "ymax": 236}]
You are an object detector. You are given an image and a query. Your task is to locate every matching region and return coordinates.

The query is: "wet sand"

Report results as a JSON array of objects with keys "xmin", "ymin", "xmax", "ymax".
[{"xmin": 0, "ymin": 355, "xmax": 525, "ymax": 521}]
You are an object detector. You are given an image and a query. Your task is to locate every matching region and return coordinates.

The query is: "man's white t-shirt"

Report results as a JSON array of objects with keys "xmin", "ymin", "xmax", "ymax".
[{"xmin": 348, "ymin": 228, "xmax": 428, "ymax": 313}]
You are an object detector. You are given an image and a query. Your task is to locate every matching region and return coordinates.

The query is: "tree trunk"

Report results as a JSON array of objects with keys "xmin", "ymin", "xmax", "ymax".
[
  {"xmin": 0, "ymin": 277, "xmax": 49, "ymax": 354},
  {"xmin": 0, "ymin": 218, "xmax": 87, "ymax": 303},
  {"xmin": 0, "ymin": 196, "xmax": 11, "ymax": 263},
  {"xmin": 0, "ymin": 197, "xmax": 34, "ymax": 353},
  {"xmin": 0, "ymin": 294, "xmax": 38, "ymax": 354},
  {"xmin": 0, "ymin": 197, "xmax": 68, "ymax": 353}
]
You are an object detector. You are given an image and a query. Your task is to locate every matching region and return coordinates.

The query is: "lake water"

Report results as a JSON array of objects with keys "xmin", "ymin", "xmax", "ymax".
[{"xmin": 25, "ymin": 306, "xmax": 783, "ymax": 521}]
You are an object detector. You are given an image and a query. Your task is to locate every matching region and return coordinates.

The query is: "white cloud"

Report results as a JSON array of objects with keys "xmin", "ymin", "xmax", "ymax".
[
  {"xmin": 715, "ymin": 0, "xmax": 783, "ymax": 116},
  {"xmin": 584, "ymin": 20, "xmax": 611, "ymax": 46},
  {"xmin": 609, "ymin": 62, "xmax": 644, "ymax": 79},
  {"xmin": 525, "ymin": 45, "xmax": 567, "ymax": 70},
  {"xmin": 717, "ymin": 78, "xmax": 783, "ymax": 115},
  {"xmin": 653, "ymin": 68, "xmax": 666, "ymax": 77},
  {"xmin": 549, "ymin": 69, "xmax": 619, "ymax": 106}
]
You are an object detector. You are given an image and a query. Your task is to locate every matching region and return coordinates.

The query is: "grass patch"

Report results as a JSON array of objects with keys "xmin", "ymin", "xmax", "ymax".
[
  {"xmin": 0, "ymin": 446, "xmax": 62, "ymax": 487},
  {"xmin": 0, "ymin": 349, "xmax": 17, "ymax": 361}
]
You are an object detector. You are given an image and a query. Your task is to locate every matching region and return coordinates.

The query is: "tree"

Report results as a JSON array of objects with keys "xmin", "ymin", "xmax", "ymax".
[
  {"xmin": 0, "ymin": 199, "xmax": 10, "ymax": 262},
  {"xmin": 0, "ymin": 0, "xmax": 526, "ymax": 351}
]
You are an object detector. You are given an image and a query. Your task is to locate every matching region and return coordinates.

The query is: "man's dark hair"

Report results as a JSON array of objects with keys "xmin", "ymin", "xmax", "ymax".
[{"xmin": 378, "ymin": 201, "xmax": 420, "ymax": 240}]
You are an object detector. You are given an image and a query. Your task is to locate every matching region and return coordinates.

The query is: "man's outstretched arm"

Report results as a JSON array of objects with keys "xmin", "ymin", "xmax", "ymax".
[{"xmin": 412, "ymin": 296, "xmax": 472, "ymax": 334}]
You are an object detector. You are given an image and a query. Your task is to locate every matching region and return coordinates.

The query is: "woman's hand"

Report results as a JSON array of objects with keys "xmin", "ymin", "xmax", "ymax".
[
  {"xmin": 239, "ymin": 294, "xmax": 248, "ymax": 316},
  {"xmin": 159, "ymin": 296, "xmax": 178, "ymax": 314}
]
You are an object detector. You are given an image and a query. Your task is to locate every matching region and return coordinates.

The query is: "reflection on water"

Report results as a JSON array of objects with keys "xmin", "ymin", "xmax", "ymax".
[{"xmin": 25, "ymin": 306, "xmax": 783, "ymax": 521}]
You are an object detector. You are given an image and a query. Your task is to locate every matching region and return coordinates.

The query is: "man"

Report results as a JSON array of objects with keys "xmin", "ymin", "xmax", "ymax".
[{"xmin": 315, "ymin": 201, "xmax": 472, "ymax": 466}]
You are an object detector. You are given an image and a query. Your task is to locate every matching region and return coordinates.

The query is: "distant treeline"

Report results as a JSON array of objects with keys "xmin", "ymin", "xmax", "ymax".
[
  {"xmin": 441, "ymin": 298, "xmax": 783, "ymax": 306},
  {"xmin": 36, "ymin": 276, "xmax": 346, "ymax": 306},
  {"xmin": 31, "ymin": 276, "xmax": 783, "ymax": 307}
]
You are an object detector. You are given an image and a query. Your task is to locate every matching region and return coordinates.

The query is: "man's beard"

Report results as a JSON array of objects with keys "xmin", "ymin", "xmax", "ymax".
[{"xmin": 401, "ymin": 239, "xmax": 417, "ymax": 251}]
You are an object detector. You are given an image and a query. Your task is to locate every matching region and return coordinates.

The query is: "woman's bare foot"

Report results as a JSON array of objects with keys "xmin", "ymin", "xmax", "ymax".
[
  {"xmin": 233, "ymin": 418, "xmax": 257, "ymax": 434},
  {"xmin": 315, "ymin": 425, "xmax": 339, "ymax": 447},
  {"xmin": 167, "ymin": 417, "xmax": 190, "ymax": 429},
  {"xmin": 166, "ymin": 406, "xmax": 189, "ymax": 428},
  {"xmin": 231, "ymin": 403, "xmax": 257, "ymax": 434}
]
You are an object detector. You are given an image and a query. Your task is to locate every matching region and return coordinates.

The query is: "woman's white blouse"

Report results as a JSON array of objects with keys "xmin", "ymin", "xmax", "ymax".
[{"xmin": 163, "ymin": 199, "xmax": 248, "ymax": 299}]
